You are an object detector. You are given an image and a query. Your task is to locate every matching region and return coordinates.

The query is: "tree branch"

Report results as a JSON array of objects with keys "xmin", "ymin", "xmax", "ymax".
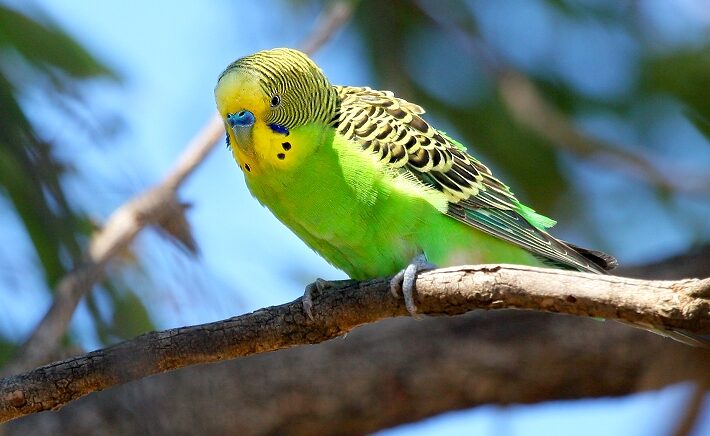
[
  {"xmin": 4, "ymin": 0, "xmax": 354, "ymax": 376},
  {"xmin": 1, "ymin": 265, "xmax": 708, "ymax": 424},
  {"xmin": 10, "ymin": 313, "xmax": 706, "ymax": 435},
  {"xmin": 298, "ymin": 1, "xmax": 353, "ymax": 56}
]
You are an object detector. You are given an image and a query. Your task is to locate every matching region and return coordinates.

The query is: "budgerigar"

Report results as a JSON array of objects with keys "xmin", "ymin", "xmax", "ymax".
[{"xmin": 214, "ymin": 48, "xmax": 704, "ymax": 346}]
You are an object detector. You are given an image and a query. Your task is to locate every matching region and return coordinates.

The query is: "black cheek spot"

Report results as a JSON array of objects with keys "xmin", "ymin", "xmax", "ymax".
[
  {"xmin": 244, "ymin": 163, "xmax": 251, "ymax": 172},
  {"xmin": 282, "ymin": 142, "xmax": 291, "ymax": 151},
  {"xmin": 277, "ymin": 153, "xmax": 286, "ymax": 160}
]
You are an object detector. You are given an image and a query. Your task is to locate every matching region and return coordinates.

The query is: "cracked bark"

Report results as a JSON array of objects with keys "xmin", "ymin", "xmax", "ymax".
[{"xmin": 1, "ymin": 257, "xmax": 709, "ymax": 431}]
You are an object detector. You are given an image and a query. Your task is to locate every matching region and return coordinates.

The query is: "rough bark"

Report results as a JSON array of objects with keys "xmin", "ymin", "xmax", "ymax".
[{"xmin": 1, "ymin": 261, "xmax": 709, "ymax": 430}]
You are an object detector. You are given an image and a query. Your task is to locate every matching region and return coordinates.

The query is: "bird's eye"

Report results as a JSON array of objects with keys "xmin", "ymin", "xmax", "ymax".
[{"xmin": 270, "ymin": 95, "xmax": 281, "ymax": 107}]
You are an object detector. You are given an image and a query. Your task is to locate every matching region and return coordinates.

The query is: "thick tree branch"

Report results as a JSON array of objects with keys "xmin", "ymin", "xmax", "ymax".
[
  {"xmin": 1, "ymin": 265, "xmax": 708, "ymax": 424},
  {"xmin": 416, "ymin": 265, "xmax": 709, "ymax": 334},
  {"xmin": 4, "ymin": 1, "xmax": 354, "ymax": 376}
]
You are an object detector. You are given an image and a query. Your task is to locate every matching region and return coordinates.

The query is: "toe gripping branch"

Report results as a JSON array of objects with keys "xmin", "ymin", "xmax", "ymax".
[
  {"xmin": 390, "ymin": 254, "xmax": 435, "ymax": 317},
  {"xmin": 302, "ymin": 255, "xmax": 434, "ymax": 321}
]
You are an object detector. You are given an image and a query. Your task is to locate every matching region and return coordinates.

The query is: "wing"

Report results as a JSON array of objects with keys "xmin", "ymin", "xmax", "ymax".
[{"xmin": 331, "ymin": 86, "xmax": 615, "ymax": 274}]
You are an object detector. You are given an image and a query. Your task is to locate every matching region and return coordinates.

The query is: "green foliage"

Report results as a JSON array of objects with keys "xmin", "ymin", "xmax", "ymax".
[
  {"xmin": 641, "ymin": 47, "xmax": 710, "ymax": 135},
  {"xmin": 0, "ymin": 5, "xmax": 115, "ymax": 79},
  {"xmin": 0, "ymin": 4, "xmax": 114, "ymax": 286},
  {"xmin": 0, "ymin": 338, "xmax": 16, "ymax": 367},
  {"xmin": 87, "ymin": 283, "xmax": 154, "ymax": 344},
  {"xmin": 108, "ymin": 290, "xmax": 155, "ymax": 340},
  {"xmin": 0, "ymin": 4, "xmax": 154, "ymax": 349}
]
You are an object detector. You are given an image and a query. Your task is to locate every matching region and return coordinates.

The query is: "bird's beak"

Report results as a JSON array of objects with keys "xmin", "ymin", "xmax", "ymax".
[{"xmin": 226, "ymin": 110, "xmax": 256, "ymax": 152}]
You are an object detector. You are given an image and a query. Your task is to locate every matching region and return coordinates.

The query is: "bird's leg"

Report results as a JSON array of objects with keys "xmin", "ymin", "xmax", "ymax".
[
  {"xmin": 303, "ymin": 278, "xmax": 330, "ymax": 321},
  {"xmin": 390, "ymin": 253, "xmax": 436, "ymax": 317}
]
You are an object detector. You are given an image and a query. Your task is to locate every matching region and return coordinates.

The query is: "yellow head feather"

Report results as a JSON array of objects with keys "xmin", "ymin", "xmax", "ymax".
[{"xmin": 214, "ymin": 48, "xmax": 337, "ymax": 175}]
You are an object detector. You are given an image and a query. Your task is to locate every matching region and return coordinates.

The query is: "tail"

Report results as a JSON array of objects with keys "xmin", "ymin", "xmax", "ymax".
[
  {"xmin": 532, "ymin": 238, "xmax": 618, "ymax": 275},
  {"xmin": 648, "ymin": 327, "xmax": 710, "ymax": 348},
  {"xmin": 563, "ymin": 241, "xmax": 618, "ymax": 272}
]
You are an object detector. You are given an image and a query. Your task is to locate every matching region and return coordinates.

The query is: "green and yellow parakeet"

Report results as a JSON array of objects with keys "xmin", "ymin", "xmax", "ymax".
[
  {"xmin": 211, "ymin": 48, "xmax": 710, "ymax": 347},
  {"xmin": 214, "ymin": 48, "xmax": 616, "ymax": 310}
]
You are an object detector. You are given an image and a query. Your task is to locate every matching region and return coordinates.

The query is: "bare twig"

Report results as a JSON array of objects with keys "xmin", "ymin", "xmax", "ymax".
[
  {"xmin": 1, "ymin": 264, "xmax": 708, "ymax": 423},
  {"xmin": 4, "ymin": 2, "xmax": 354, "ymax": 375},
  {"xmin": 496, "ymin": 71, "xmax": 710, "ymax": 195},
  {"xmin": 3, "ymin": 120, "xmax": 222, "ymax": 377},
  {"xmin": 299, "ymin": 1, "xmax": 353, "ymax": 56}
]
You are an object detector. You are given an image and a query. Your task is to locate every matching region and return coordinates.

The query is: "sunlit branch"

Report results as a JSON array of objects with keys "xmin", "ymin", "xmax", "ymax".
[{"xmin": 0, "ymin": 264, "xmax": 708, "ymax": 423}]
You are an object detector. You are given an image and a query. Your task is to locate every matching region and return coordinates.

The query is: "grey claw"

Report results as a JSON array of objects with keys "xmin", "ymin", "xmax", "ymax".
[
  {"xmin": 390, "ymin": 254, "xmax": 435, "ymax": 318},
  {"xmin": 401, "ymin": 262, "xmax": 420, "ymax": 316},
  {"xmin": 390, "ymin": 269, "xmax": 405, "ymax": 298}
]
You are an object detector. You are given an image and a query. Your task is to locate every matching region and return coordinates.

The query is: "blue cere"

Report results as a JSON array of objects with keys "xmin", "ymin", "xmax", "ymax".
[{"xmin": 227, "ymin": 110, "xmax": 255, "ymax": 127}]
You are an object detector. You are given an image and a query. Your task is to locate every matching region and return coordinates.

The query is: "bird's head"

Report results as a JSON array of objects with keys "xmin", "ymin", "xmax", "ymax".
[{"xmin": 215, "ymin": 48, "xmax": 337, "ymax": 158}]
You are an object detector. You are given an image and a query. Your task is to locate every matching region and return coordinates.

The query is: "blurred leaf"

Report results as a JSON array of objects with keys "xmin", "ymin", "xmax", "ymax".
[
  {"xmin": 0, "ymin": 4, "xmax": 134, "ymax": 351},
  {"xmin": 0, "ymin": 5, "xmax": 118, "ymax": 288},
  {"xmin": 541, "ymin": 0, "xmax": 631, "ymax": 21},
  {"xmin": 86, "ymin": 281, "xmax": 155, "ymax": 345},
  {"xmin": 641, "ymin": 47, "xmax": 710, "ymax": 130},
  {"xmin": 687, "ymin": 111, "xmax": 710, "ymax": 142},
  {"xmin": 0, "ymin": 338, "xmax": 17, "ymax": 367},
  {"xmin": 109, "ymin": 289, "xmax": 154, "ymax": 340},
  {"xmin": 0, "ymin": 145, "xmax": 68, "ymax": 284},
  {"xmin": 0, "ymin": 4, "xmax": 115, "ymax": 80},
  {"xmin": 534, "ymin": 77, "xmax": 629, "ymax": 116}
]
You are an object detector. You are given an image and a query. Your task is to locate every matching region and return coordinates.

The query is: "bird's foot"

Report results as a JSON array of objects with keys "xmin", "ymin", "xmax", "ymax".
[
  {"xmin": 303, "ymin": 278, "xmax": 330, "ymax": 321},
  {"xmin": 390, "ymin": 254, "xmax": 435, "ymax": 317}
]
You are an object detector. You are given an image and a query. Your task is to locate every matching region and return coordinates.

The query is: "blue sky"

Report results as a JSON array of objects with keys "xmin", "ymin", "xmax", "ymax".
[{"xmin": 2, "ymin": 0, "xmax": 709, "ymax": 434}]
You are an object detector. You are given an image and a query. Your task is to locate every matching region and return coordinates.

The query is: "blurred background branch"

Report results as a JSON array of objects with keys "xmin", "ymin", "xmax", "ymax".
[{"xmin": 2, "ymin": 118, "xmax": 220, "ymax": 376}]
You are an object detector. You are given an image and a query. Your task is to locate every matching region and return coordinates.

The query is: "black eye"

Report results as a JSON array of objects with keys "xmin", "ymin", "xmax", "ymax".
[{"xmin": 270, "ymin": 95, "xmax": 281, "ymax": 107}]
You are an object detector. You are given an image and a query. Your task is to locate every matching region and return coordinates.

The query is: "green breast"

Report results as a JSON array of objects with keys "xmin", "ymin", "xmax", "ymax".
[
  {"xmin": 242, "ymin": 124, "xmax": 539, "ymax": 279},
  {"xmin": 242, "ymin": 124, "xmax": 432, "ymax": 279}
]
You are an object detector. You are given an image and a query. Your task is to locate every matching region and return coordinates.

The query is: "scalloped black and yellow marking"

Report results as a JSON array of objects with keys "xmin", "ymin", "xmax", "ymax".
[{"xmin": 331, "ymin": 86, "xmax": 613, "ymax": 274}]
